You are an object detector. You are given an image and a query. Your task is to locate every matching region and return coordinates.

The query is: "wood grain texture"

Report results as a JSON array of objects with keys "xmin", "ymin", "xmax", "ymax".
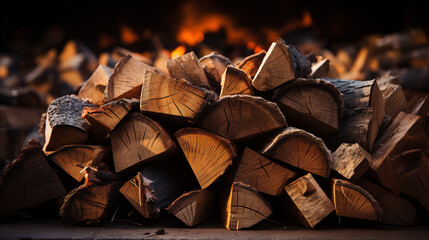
[
  {"xmin": 220, "ymin": 66, "xmax": 254, "ymax": 98},
  {"xmin": 199, "ymin": 52, "xmax": 234, "ymax": 91},
  {"xmin": 196, "ymin": 95, "xmax": 287, "ymax": 141},
  {"xmin": 332, "ymin": 143, "xmax": 370, "ymax": 182},
  {"xmin": 263, "ymin": 128, "xmax": 332, "ymax": 178},
  {"xmin": 167, "ymin": 51, "xmax": 211, "ymax": 89},
  {"xmin": 78, "ymin": 64, "xmax": 112, "ymax": 106},
  {"xmin": 175, "ymin": 128, "xmax": 236, "ymax": 189},
  {"xmin": 237, "ymin": 50, "xmax": 266, "ymax": 79},
  {"xmin": 140, "ymin": 71, "xmax": 211, "ymax": 120}
]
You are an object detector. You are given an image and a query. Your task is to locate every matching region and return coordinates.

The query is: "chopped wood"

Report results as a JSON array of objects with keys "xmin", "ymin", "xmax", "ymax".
[
  {"xmin": 221, "ymin": 182, "xmax": 272, "ymax": 230},
  {"xmin": 220, "ymin": 66, "xmax": 254, "ymax": 98},
  {"xmin": 120, "ymin": 159, "xmax": 194, "ymax": 219},
  {"xmin": 273, "ymin": 78, "xmax": 344, "ymax": 136},
  {"xmin": 310, "ymin": 58, "xmax": 339, "ymax": 78},
  {"xmin": 43, "ymin": 95, "xmax": 95, "ymax": 151},
  {"xmin": 47, "ymin": 145, "xmax": 111, "ymax": 182},
  {"xmin": 263, "ymin": 128, "xmax": 333, "ymax": 178},
  {"xmin": 140, "ymin": 70, "xmax": 212, "ymax": 120},
  {"xmin": 236, "ymin": 50, "xmax": 266, "ymax": 79},
  {"xmin": 199, "ymin": 52, "xmax": 234, "ymax": 91},
  {"xmin": 283, "ymin": 173, "xmax": 334, "ymax": 228},
  {"xmin": 380, "ymin": 83, "xmax": 407, "ymax": 119},
  {"xmin": 175, "ymin": 127, "xmax": 236, "ymax": 189},
  {"xmin": 110, "ymin": 112, "xmax": 176, "ymax": 173},
  {"xmin": 78, "ymin": 64, "xmax": 112, "ymax": 106},
  {"xmin": 105, "ymin": 54, "xmax": 158, "ymax": 102},
  {"xmin": 167, "ymin": 189, "xmax": 215, "ymax": 226},
  {"xmin": 332, "ymin": 143, "xmax": 371, "ymax": 182},
  {"xmin": 252, "ymin": 38, "xmax": 311, "ymax": 91},
  {"xmin": 0, "ymin": 139, "xmax": 66, "ymax": 217},
  {"xmin": 60, "ymin": 181, "xmax": 122, "ymax": 225},
  {"xmin": 226, "ymin": 147, "xmax": 296, "ymax": 196},
  {"xmin": 196, "ymin": 95, "xmax": 287, "ymax": 141},
  {"xmin": 370, "ymin": 112, "xmax": 429, "ymax": 211},
  {"xmin": 331, "ymin": 179, "xmax": 382, "ymax": 221},
  {"xmin": 166, "ymin": 51, "xmax": 211, "ymax": 89},
  {"xmin": 405, "ymin": 95, "xmax": 429, "ymax": 116},
  {"xmin": 81, "ymin": 99, "xmax": 137, "ymax": 143},
  {"xmin": 357, "ymin": 178, "xmax": 420, "ymax": 225},
  {"xmin": 324, "ymin": 78, "xmax": 385, "ymax": 152}
]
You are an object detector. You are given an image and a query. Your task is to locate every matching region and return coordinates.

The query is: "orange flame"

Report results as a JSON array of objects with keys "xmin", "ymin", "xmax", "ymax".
[
  {"xmin": 171, "ymin": 45, "xmax": 186, "ymax": 59},
  {"xmin": 120, "ymin": 25, "xmax": 139, "ymax": 45}
]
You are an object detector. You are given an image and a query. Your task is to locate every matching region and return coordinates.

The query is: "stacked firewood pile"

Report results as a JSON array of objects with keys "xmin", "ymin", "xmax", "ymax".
[{"xmin": 0, "ymin": 29, "xmax": 428, "ymax": 230}]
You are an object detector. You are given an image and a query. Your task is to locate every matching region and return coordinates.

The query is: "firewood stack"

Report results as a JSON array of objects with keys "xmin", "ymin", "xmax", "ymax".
[{"xmin": 0, "ymin": 33, "xmax": 428, "ymax": 230}]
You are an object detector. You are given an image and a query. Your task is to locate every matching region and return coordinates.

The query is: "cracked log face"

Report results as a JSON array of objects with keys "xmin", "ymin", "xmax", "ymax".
[
  {"xmin": 283, "ymin": 173, "xmax": 334, "ymax": 228},
  {"xmin": 263, "ymin": 128, "xmax": 332, "ymax": 178},
  {"xmin": 196, "ymin": 95, "xmax": 287, "ymax": 142},
  {"xmin": 60, "ymin": 182, "xmax": 122, "ymax": 224},
  {"xmin": 273, "ymin": 78, "xmax": 344, "ymax": 136},
  {"xmin": 175, "ymin": 127, "xmax": 236, "ymax": 189},
  {"xmin": 78, "ymin": 64, "xmax": 112, "ymax": 106},
  {"xmin": 331, "ymin": 179, "xmax": 382, "ymax": 222},
  {"xmin": 47, "ymin": 145, "xmax": 110, "ymax": 182},
  {"xmin": 110, "ymin": 112, "xmax": 176, "ymax": 173},
  {"xmin": 167, "ymin": 189, "xmax": 216, "ymax": 227},
  {"xmin": 221, "ymin": 182, "xmax": 272, "ymax": 230},
  {"xmin": 226, "ymin": 147, "xmax": 296, "ymax": 196},
  {"xmin": 140, "ymin": 71, "xmax": 211, "ymax": 120},
  {"xmin": 237, "ymin": 50, "xmax": 266, "ymax": 79},
  {"xmin": 199, "ymin": 52, "xmax": 234, "ymax": 91},
  {"xmin": 220, "ymin": 66, "xmax": 254, "ymax": 98}
]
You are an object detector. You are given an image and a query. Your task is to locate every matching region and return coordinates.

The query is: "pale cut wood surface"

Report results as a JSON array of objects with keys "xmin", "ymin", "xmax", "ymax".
[
  {"xmin": 220, "ymin": 66, "xmax": 254, "ymax": 98},
  {"xmin": 78, "ymin": 64, "xmax": 112, "ymax": 105},
  {"xmin": 237, "ymin": 50, "xmax": 266, "ymax": 79}
]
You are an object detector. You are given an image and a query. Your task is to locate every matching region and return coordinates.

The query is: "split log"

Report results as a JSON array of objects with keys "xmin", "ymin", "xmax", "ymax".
[
  {"xmin": 221, "ymin": 182, "xmax": 272, "ymax": 230},
  {"xmin": 47, "ymin": 145, "xmax": 111, "ymax": 182},
  {"xmin": 199, "ymin": 52, "xmax": 234, "ymax": 91},
  {"xmin": 332, "ymin": 143, "xmax": 371, "ymax": 182},
  {"xmin": 110, "ymin": 112, "xmax": 176, "ymax": 173},
  {"xmin": 120, "ymin": 159, "xmax": 195, "ymax": 219},
  {"xmin": 111, "ymin": 46, "xmax": 152, "ymax": 65},
  {"xmin": 78, "ymin": 64, "xmax": 112, "ymax": 106},
  {"xmin": 0, "ymin": 139, "xmax": 66, "ymax": 217},
  {"xmin": 263, "ymin": 128, "xmax": 332, "ymax": 178},
  {"xmin": 273, "ymin": 78, "xmax": 344, "ymax": 136},
  {"xmin": 331, "ymin": 179, "xmax": 382, "ymax": 221},
  {"xmin": 140, "ymin": 71, "xmax": 212, "ymax": 120},
  {"xmin": 105, "ymin": 54, "xmax": 157, "ymax": 102},
  {"xmin": 167, "ymin": 189, "xmax": 215, "ymax": 226},
  {"xmin": 225, "ymin": 147, "xmax": 296, "ymax": 196},
  {"xmin": 252, "ymin": 38, "xmax": 311, "ymax": 91},
  {"xmin": 310, "ymin": 58, "xmax": 338, "ymax": 78},
  {"xmin": 43, "ymin": 95, "xmax": 95, "ymax": 151},
  {"xmin": 220, "ymin": 66, "xmax": 254, "ymax": 98},
  {"xmin": 166, "ymin": 51, "xmax": 211, "ymax": 89},
  {"xmin": 370, "ymin": 112, "xmax": 429, "ymax": 211},
  {"xmin": 406, "ymin": 95, "xmax": 429, "ymax": 116},
  {"xmin": 357, "ymin": 178, "xmax": 420, "ymax": 225},
  {"xmin": 236, "ymin": 50, "xmax": 266, "ymax": 79},
  {"xmin": 282, "ymin": 173, "xmax": 334, "ymax": 228},
  {"xmin": 379, "ymin": 83, "xmax": 407, "ymax": 119},
  {"xmin": 60, "ymin": 181, "xmax": 122, "ymax": 225},
  {"xmin": 81, "ymin": 99, "xmax": 137, "ymax": 143},
  {"xmin": 175, "ymin": 127, "xmax": 236, "ymax": 189},
  {"xmin": 196, "ymin": 95, "xmax": 287, "ymax": 142},
  {"xmin": 324, "ymin": 78, "xmax": 385, "ymax": 152}
]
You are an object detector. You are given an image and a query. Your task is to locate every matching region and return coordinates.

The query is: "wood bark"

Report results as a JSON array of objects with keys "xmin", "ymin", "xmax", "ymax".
[
  {"xmin": 196, "ymin": 95, "xmax": 287, "ymax": 142},
  {"xmin": 324, "ymin": 78, "xmax": 385, "ymax": 152},
  {"xmin": 199, "ymin": 52, "xmax": 234, "ymax": 91},
  {"xmin": 175, "ymin": 127, "xmax": 236, "ymax": 189},
  {"xmin": 331, "ymin": 179, "xmax": 382, "ymax": 221},
  {"xmin": 283, "ymin": 173, "xmax": 334, "ymax": 228},
  {"xmin": 105, "ymin": 54, "xmax": 158, "ymax": 102},
  {"xmin": 43, "ymin": 95, "xmax": 95, "ymax": 151},
  {"xmin": 263, "ymin": 128, "xmax": 333, "ymax": 178},
  {"xmin": 167, "ymin": 189, "xmax": 215, "ymax": 226},
  {"xmin": 332, "ymin": 143, "xmax": 371, "ymax": 182},
  {"xmin": 220, "ymin": 66, "xmax": 254, "ymax": 98},
  {"xmin": 221, "ymin": 182, "xmax": 272, "ymax": 230},
  {"xmin": 140, "ymin": 70, "xmax": 212, "ymax": 120},
  {"xmin": 226, "ymin": 147, "xmax": 296, "ymax": 196},
  {"xmin": 166, "ymin": 51, "xmax": 211, "ymax": 89},
  {"xmin": 273, "ymin": 78, "xmax": 344, "ymax": 136},
  {"xmin": 252, "ymin": 38, "xmax": 311, "ymax": 91},
  {"xmin": 110, "ymin": 112, "xmax": 176, "ymax": 173},
  {"xmin": 236, "ymin": 50, "xmax": 266, "ymax": 79},
  {"xmin": 78, "ymin": 64, "xmax": 112, "ymax": 106},
  {"xmin": 0, "ymin": 139, "xmax": 66, "ymax": 217}
]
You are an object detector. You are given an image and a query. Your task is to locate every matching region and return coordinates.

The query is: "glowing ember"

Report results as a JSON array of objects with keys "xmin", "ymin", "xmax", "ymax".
[
  {"xmin": 120, "ymin": 25, "xmax": 139, "ymax": 45},
  {"xmin": 171, "ymin": 45, "xmax": 187, "ymax": 59}
]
